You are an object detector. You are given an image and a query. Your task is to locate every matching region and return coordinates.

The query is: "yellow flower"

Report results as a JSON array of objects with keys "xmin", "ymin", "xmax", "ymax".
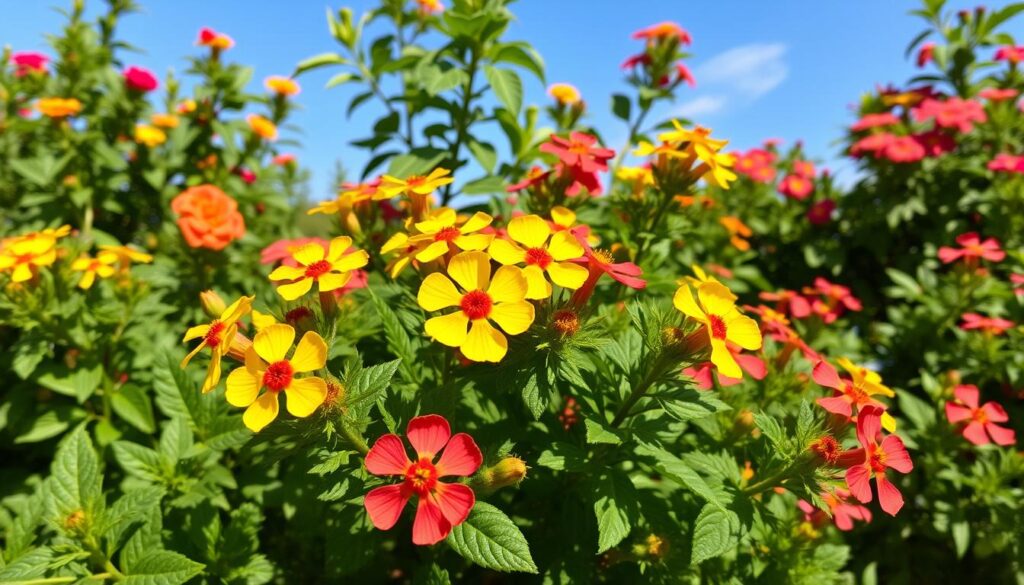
[
  {"xmin": 265, "ymin": 75, "xmax": 300, "ymax": 96},
  {"xmin": 406, "ymin": 207, "xmax": 494, "ymax": 262},
  {"xmin": 226, "ymin": 323, "xmax": 328, "ymax": 432},
  {"xmin": 616, "ymin": 166, "xmax": 654, "ymax": 195},
  {"xmin": 548, "ymin": 83, "xmax": 581, "ymax": 106},
  {"xmin": 268, "ymin": 236, "xmax": 369, "ymax": 301},
  {"xmin": 678, "ymin": 264, "xmax": 721, "ymax": 287},
  {"xmin": 134, "ymin": 124, "xmax": 167, "ymax": 147},
  {"xmin": 836, "ymin": 357, "xmax": 895, "ymax": 398},
  {"xmin": 0, "ymin": 228, "xmax": 66, "ymax": 282},
  {"xmin": 488, "ymin": 214, "xmax": 588, "ymax": 299},
  {"xmin": 378, "ymin": 167, "xmax": 454, "ymax": 200},
  {"xmin": 700, "ymin": 152, "xmax": 738, "ymax": 190},
  {"xmin": 71, "ymin": 252, "xmax": 118, "ymax": 289},
  {"xmin": 380, "ymin": 231, "xmax": 430, "ymax": 278},
  {"xmin": 549, "ymin": 206, "xmax": 599, "ymax": 247},
  {"xmin": 36, "ymin": 97, "xmax": 82, "ymax": 118},
  {"xmin": 151, "ymin": 113, "xmax": 179, "ymax": 128},
  {"xmin": 98, "ymin": 244, "xmax": 153, "ymax": 272},
  {"xmin": 657, "ymin": 121, "xmax": 729, "ymax": 165},
  {"xmin": 251, "ymin": 309, "xmax": 278, "ymax": 331},
  {"xmin": 418, "ymin": 250, "xmax": 535, "ymax": 362},
  {"xmin": 181, "ymin": 296, "xmax": 254, "ymax": 393},
  {"xmin": 633, "ymin": 141, "xmax": 679, "ymax": 158},
  {"xmin": 247, "ymin": 114, "xmax": 278, "ymax": 141},
  {"xmin": 307, "ymin": 182, "xmax": 376, "ymax": 217},
  {"xmin": 673, "ymin": 282, "xmax": 762, "ymax": 379}
]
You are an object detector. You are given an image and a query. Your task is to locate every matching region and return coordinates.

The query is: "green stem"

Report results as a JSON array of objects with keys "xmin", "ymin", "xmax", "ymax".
[
  {"xmin": 610, "ymin": 353, "xmax": 674, "ymax": 428},
  {"xmin": 7, "ymin": 575, "xmax": 112, "ymax": 585},
  {"xmin": 340, "ymin": 422, "xmax": 370, "ymax": 455},
  {"xmin": 441, "ymin": 48, "xmax": 480, "ymax": 206},
  {"xmin": 610, "ymin": 102, "xmax": 653, "ymax": 182}
]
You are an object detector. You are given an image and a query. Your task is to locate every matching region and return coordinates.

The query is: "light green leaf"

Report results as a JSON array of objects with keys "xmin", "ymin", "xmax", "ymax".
[
  {"xmin": 593, "ymin": 474, "xmax": 633, "ymax": 553},
  {"xmin": 48, "ymin": 426, "xmax": 102, "ymax": 524},
  {"xmin": 294, "ymin": 52, "xmax": 347, "ymax": 75},
  {"xmin": 446, "ymin": 502, "xmax": 537, "ymax": 574},
  {"xmin": 111, "ymin": 384, "xmax": 156, "ymax": 433},
  {"xmin": 690, "ymin": 504, "xmax": 737, "ymax": 565},
  {"xmin": 467, "ymin": 138, "xmax": 497, "ymax": 173},
  {"xmin": 584, "ymin": 419, "xmax": 622, "ymax": 445},
  {"xmin": 484, "ymin": 66, "xmax": 523, "ymax": 114},
  {"xmin": 122, "ymin": 550, "xmax": 204, "ymax": 585}
]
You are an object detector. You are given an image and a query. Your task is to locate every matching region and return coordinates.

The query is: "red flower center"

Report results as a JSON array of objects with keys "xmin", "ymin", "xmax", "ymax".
[
  {"xmin": 524, "ymin": 247, "xmax": 553, "ymax": 269},
  {"xmin": 406, "ymin": 175, "xmax": 425, "ymax": 187},
  {"xmin": 460, "ymin": 290, "xmax": 493, "ymax": 320},
  {"xmin": 868, "ymin": 444, "xmax": 887, "ymax": 474},
  {"xmin": 404, "ymin": 458, "xmax": 438, "ymax": 495},
  {"xmin": 263, "ymin": 360, "xmax": 293, "ymax": 392},
  {"xmin": 843, "ymin": 381, "xmax": 870, "ymax": 405},
  {"xmin": 434, "ymin": 226, "xmax": 461, "ymax": 242},
  {"xmin": 971, "ymin": 408, "xmax": 988, "ymax": 424},
  {"xmin": 708, "ymin": 314, "xmax": 728, "ymax": 340},
  {"xmin": 204, "ymin": 321, "xmax": 226, "ymax": 348},
  {"xmin": 305, "ymin": 260, "xmax": 332, "ymax": 279},
  {"xmin": 568, "ymin": 141, "xmax": 589, "ymax": 154}
]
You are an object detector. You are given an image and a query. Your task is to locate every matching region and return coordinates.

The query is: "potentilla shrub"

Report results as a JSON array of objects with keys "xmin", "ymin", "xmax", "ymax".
[{"xmin": 1, "ymin": 0, "xmax": 1022, "ymax": 584}]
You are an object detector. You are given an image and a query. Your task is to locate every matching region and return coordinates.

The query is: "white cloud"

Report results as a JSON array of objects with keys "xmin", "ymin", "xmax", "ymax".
[
  {"xmin": 673, "ymin": 95, "xmax": 727, "ymax": 118},
  {"xmin": 695, "ymin": 43, "xmax": 788, "ymax": 98}
]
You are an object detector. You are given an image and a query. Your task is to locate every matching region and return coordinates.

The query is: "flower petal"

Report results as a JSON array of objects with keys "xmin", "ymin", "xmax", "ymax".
[
  {"xmin": 981, "ymin": 401, "xmax": 1009, "ymax": 423},
  {"xmin": 709, "ymin": 338, "xmax": 742, "ymax": 379},
  {"xmin": 284, "ymin": 376, "xmax": 327, "ymax": 417},
  {"xmin": 226, "ymin": 367, "xmax": 261, "ymax": 407},
  {"xmin": 327, "ymin": 236, "xmax": 354, "ymax": 262},
  {"xmin": 290, "ymin": 332, "xmax": 327, "ymax": 372},
  {"xmin": 817, "ymin": 395, "xmax": 853, "ymax": 419},
  {"xmin": 962, "ymin": 421, "xmax": 990, "ymax": 445},
  {"xmin": 433, "ymin": 482, "xmax": 475, "ymax": 527},
  {"xmin": 879, "ymin": 435, "xmax": 913, "ymax": 473},
  {"xmin": 725, "ymin": 314, "xmax": 762, "ymax": 350},
  {"xmin": 697, "ymin": 282, "xmax": 739, "ymax": 316},
  {"xmin": 812, "ymin": 360, "xmax": 842, "ymax": 390},
  {"xmin": 986, "ymin": 423, "xmax": 1016, "ymax": 446},
  {"xmin": 673, "ymin": 285, "xmax": 705, "ymax": 321},
  {"xmin": 489, "ymin": 301, "xmax": 535, "ymax": 335},
  {"xmin": 364, "ymin": 484, "xmax": 410, "ymax": 531},
  {"xmin": 875, "ymin": 474, "xmax": 904, "ymax": 516},
  {"xmin": 453, "ymin": 233, "xmax": 493, "ymax": 251},
  {"xmin": 201, "ymin": 351, "xmax": 222, "ymax": 393},
  {"xmin": 418, "ymin": 273, "xmax": 462, "ymax": 311},
  {"xmin": 487, "ymin": 265, "xmax": 528, "ymax": 303},
  {"xmin": 412, "ymin": 495, "xmax": 451, "ymax": 546},
  {"xmin": 550, "ymin": 205, "xmax": 575, "ymax": 227},
  {"xmin": 407, "ymin": 414, "xmax": 451, "ymax": 459},
  {"xmin": 292, "ymin": 243, "xmax": 325, "ymax": 265},
  {"xmin": 435, "ymin": 433, "xmax": 483, "ymax": 477},
  {"xmin": 183, "ymin": 324, "xmax": 211, "ymax": 342},
  {"xmin": 460, "ymin": 211, "xmax": 493, "ymax": 234},
  {"xmin": 547, "ymin": 231, "xmax": 583, "ymax": 261},
  {"xmin": 254, "ymin": 323, "xmax": 295, "ymax": 363},
  {"xmin": 447, "ymin": 251, "xmax": 491, "ymax": 292},
  {"xmin": 269, "ymin": 265, "xmax": 306, "ymax": 282},
  {"xmin": 317, "ymin": 271, "xmax": 352, "ymax": 292},
  {"xmin": 522, "ymin": 265, "xmax": 552, "ymax": 300},
  {"xmin": 488, "ymin": 238, "xmax": 527, "ymax": 265},
  {"xmin": 415, "ymin": 240, "xmax": 450, "ymax": 263},
  {"xmin": 546, "ymin": 261, "xmax": 589, "ymax": 290},
  {"xmin": 508, "ymin": 214, "xmax": 551, "ymax": 248},
  {"xmin": 944, "ymin": 402, "xmax": 973, "ymax": 424},
  {"xmin": 844, "ymin": 464, "xmax": 872, "ymax": 504},
  {"xmin": 243, "ymin": 392, "xmax": 280, "ymax": 432},
  {"xmin": 461, "ymin": 319, "xmax": 508, "ymax": 363},
  {"xmin": 276, "ymin": 277, "xmax": 314, "ymax": 301},
  {"xmin": 425, "ymin": 312, "xmax": 470, "ymax": 347},
  {"xmin": 366, "ymin": 434, "xmax": 412, "ymax": 476}
]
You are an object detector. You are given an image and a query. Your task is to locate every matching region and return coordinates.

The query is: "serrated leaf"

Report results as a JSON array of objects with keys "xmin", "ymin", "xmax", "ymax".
[
  {"xmin": 639, "ymin": 443, "xmax": 726, "ymax": 510},
  {"xmin": 660, "ymin": 390, "xmax": 732, "ymax": 422},
  {"xmin": 690, "ymin": 504, "xmax": 737, "ymax": 565},
  {"xmin": 112, "ymin": 441, "xmax": 166, "ymax": 482},
  {"xmin": 345, "ymin": 359, "xmax": 401, "ymax": 407},
  {"xmin": 584, "ymin": 419, "xmax": 622, "ymax": 445},
  {"xmin": 48, "ymin": 427, "xmax": 102, "ymax": 524},
  {"xmin": 123, "ymin": 550, "xmax": 204, "ymax": 584},
  {"xmin": 753, "ymin": 411, "xmax": 790, "ymax": 454},
  {"xmin": 484, "ymin": 66, "xmax": 523, "ymax": 114},
  {"xmin": 446, "ymin": 502, "xmax": 537, "ymax": 574},
  {"xmin": 536, "ymin": 443, "xmax": 588, "ymax": 471},
  {"xmin": 593, "ymin": 474, "xmax": 633, "ymax": 553}
]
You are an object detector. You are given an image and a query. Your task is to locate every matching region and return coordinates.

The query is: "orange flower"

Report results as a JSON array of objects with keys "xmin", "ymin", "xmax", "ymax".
[
  {"xmin": 151, "ymin": 113, "xmax": 179, "ymax": 128},
  {"xmin": 36, "ymin": 98, "xmax": 82, "ymax": 118},
  {"xmin": 171, "ymin": 185, "xmax": 246, "ymax": 250},
  {"xmin": 548, "ymin": 83, "xmax": 581, "ymax": 106},
  {"xmin": 719, "ymin": 216, "xmax": 752, "ymax": 251},
  {"xmin": 265, "ymin": 76, "xmax": 300, "ymax": 96},
  {"xmin": 247, "ymin": 114, "xmax": 278, "ymax": 141}
]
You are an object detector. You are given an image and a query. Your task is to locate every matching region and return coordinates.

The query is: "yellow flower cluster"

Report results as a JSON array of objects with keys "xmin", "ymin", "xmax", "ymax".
[{"xmin": 634, "ymin": 120, "xmax": 737, "ymax": 189}]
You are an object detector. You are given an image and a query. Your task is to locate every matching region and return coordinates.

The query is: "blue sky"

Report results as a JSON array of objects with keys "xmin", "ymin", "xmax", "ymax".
[{"xmin": 3, "ymin": 1, "xmax": 1022, "ymax": 200}]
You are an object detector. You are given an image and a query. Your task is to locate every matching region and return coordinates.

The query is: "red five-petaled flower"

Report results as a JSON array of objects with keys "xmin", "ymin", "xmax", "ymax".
[
  {"xmin": 945, "ymin": 384, "xmax": 1016, "ymax": 446},
  {"xmin": 937, "ymin": 232, "xmax": 1005, "ymax": 264},
  {"xmin": 843, "ymin": 405, "xmax": 913, "ymax": 516},
  {"xmin": 364, "ymin": 415, "xmax": 483, "ymax": 545}
]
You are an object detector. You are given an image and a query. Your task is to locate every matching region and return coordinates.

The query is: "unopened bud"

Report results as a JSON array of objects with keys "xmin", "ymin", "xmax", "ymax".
[
  {"xmin": 322, "ymin": 376, "xmax": 346, "ymax": 412},
  {"xmin": 64, "ymin": 509, "xmax": 87, "ymax": 534},
  {"xmin": 810, "ymin": 435, "xmax": 841, "ymax": 466},
  {"xmin": 471, "ymin": 456, "xmax": 528, "ymax": 494},
  {"xmin": 740, "ymin": 461, "xmax": 755, "ymax": 481},
  {"xmin": 551, "ymin": 309, "xmax": 580, "ymax": 337},
  {"xmin": 199, "ymin": 290, "xmax": 226, "ymax": 318},
  {"xmin": 226, "ymin": 332, "xmax": 252, "ymax": 363}
]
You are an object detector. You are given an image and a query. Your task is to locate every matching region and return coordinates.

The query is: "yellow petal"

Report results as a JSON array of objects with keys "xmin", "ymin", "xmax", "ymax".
[
  {"xmin": 179, "ymin": 339, "xmax": 207, "ymax": 369},
  {"xmin": 201, "ymin": 351, "xmax": 222, "ymax": 393},
  {"xmin": 546, "ymin": 261, "xmax": 588, "ymax": 290},
  {"xmin": 317, "ymin": 271, "xmax": 352, "ymax": 292},
  {"xmin": 550, "ymin": 206, "xmax": 576, "ymax": 228},
  {"xmin": 547, "ymin": 231, "xmax": 583, "ymax": 261},
  {"xmin": 12, "ymin": 263, "xmax": 33, "ymax": 282},
  {"xmin": 415, "ymin": 240, "xmax": 450, "ymax": 262},
  {"xmin": 488, "ymin": 238, "xmax": 526, "ymax": 265},
  {"xmin": 276, "ymin": 277, "xmax": 314, "ymax": 301},
  {"xmin": 881, "ymin": 411, "xmax": 897, "ymax": 433},
  {"xmin": 285, "ymin": 377, "xmax": 327, "ymax": 417},
  {"xmin": 461, "ymin": 319, "xmax": 507, "ymax": 363},
  {"xmin": 332, "ymin": 249, "xmax": 369, "ymax": 272},
  {"xmin": 490, "ymin": 301, "xmax": 534, "ymax": 335},
  {"xmin": 418, "ymin": 273, "xmax": 463, "ymax": 311},
  {"xmin": 251, "ymin": 310, "xmax": 277, "ymax": 331},
  {"xmin": 522, "ymin": 265, "xmax": 552, "ymax": 300},
  {"xmin": 673, "ymin": 285, "xmax": 706, "ymax": 321},
  {"xmin": 381, "ymin": 232, "xmax": 409, "ymax": 254},
  {"xmin": 460, "ymin": 211, "xmax": 493, "ymax": 233},
  {"xmin": 291, "ymin": 331, "xmax": 328, "ymax": 372},
  {"xmin": 709, "ymin": 339, "xmax": 742, "ymax": 379},
  {"xmin": 424, "ymin": 311, "xmax": 470, "ymax": 347},
  {"xmin": 183, "ymin": 324, "xmax": 210, "ymax": 343},
  {"xmin": 226, "ymin": 367, "xmax": 261, "ymax": 407},
  {"xmin": 327, "ymin": 236, "xmax": 354, "ymax": 261},
  {"xmin": 221, "ymin": 295, "xmax": 254, "ymax": 324},
  {"xmin": 487, "ymin": 265, "xmax": 528, "ymax": 303},
  {"xmin": 243, "ymin": 392, "xmax": 280, "ymax": 432},
  {"xmin": 726, "ymin": 314, "xmax": 762, "ymax": 350},
  {"xmin": 453, "ymin": 233, "xmax": 494, "ymax": 251},
  {"xmin": 508, "ymin": 214, "xmax": 550, "ymax": 248},
  {"xmin": 447, "ymin": 250, "xmax": 491, "ymax": 292},
  {"xmin": 292, "ymin": 243, "xmax": 325, "ymax": 265},
  {"xmin": 254, "ymin": 323, "xmax": 295, "ymax": 363},
  {"xmin": 697, "ymin": 282, "xmax": 738, "ymax": 316},
  {"xmin": 269, "ymin": 265, "xmax": 306, "ymax": 282},
  {"xmin": 71, "ymin": 257, "xmax": 91, "ymax": 270}
]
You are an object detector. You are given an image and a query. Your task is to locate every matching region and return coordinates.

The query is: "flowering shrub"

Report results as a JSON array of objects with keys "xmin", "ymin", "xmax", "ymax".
[{"xmin": 1, "ymin": 0, "xmax": 1023, "ymax": 583}]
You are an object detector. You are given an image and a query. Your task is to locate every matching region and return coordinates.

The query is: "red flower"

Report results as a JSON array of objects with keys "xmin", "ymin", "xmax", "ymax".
[
  {"xmin": 570, "ymin": 242, "xmax": 645, "ymax": 306},
  {"xmin": 960, "ymin": 313, "xmax": 1015, "ymax": 335},
  {"xmin": 540, "ymin": 132, "xmax": 614, "ymax": 174},
  {"xmin": 620, "ymin": 53, "xmax": 651, "ymax": 70},
  {"xmin": 758, "ymin": 289, "xmax": 811, "ymax": 318},
  {"xmin": 912, "ymin": 97, "xmax": 987, "ymax": 133},
  {"xmin": 1012, "ymin": 273, "xmax": 1024, "ymax": 296},
  {"xmin": 987, "ymin": 153, "xmax": 1024, "ymax": 174},
  {"xmin": 363, "ymin": 415, "xmax": 482, "ymax": 546},
  {"xmin": 881, "ymin": 136, "xmax": 925, "ymax": 163},
  {"xmin": 978, "ymin": 87, "xmax": 1019, "ymax": 101},
  {"xmin": 916, "ymin": 42, "xmax": 935, "ymax": 68},
  {"xmin": 807, "ymin": 277, "xmax": 861, "ymax": 322},
  {"xmin": 684, "ymin": 343, "xmax": 766, "ymax": 389},
  {"xmin": 945, "ymin": 384, "xmax": 1015, "ymax": 446},
  {"xmin": 850, "ymin": 132, "xmax": 896, "ymax": 157},
  {"xmin": 798, "ymin": 489, "xmax": 872, "ymax": 531},
  {"xmin": 273, "ymin": 153, "xmax": 297, "ymax": 166},
  {"xmin": 850, "ymin": 112, "xmax": 900, "ymax": 132},
  {"xmin": 506, "ymin": 166, "xmax": 551, "ymax": 192},
  {"xmin": 673, "ymin": 62, "xmax": 696, "ymax": 87},
  {"xmin": 792, "ymin": 160, "xmax": 815, "ymax": 179},
  {"xmin": 631, "ymin": 21, "xmax": 692, "ymax": 45},
  {"xmin": 746, "ymin": 304, "xmax": 819, "ymax": 363},
  {"xmin": 842, "ymin": 406, "xmax": 913, "ymax": 516},
  {"xmin": 124, "ymin": 66, "xmax": 158, "ymax": 93},
  {"xmin": 806, "ymin": 199, "xmax": 836, "ymax": 225},
  {"xmin": 937, "ymin": 232, "xmax": 1005, "ymax": 264},
  {"xmin": 812, "ymin": 359, "xmax": 892, "ymax": 423},
  {"xmin": 995, "ymin": 45, "xmax": 1024, "ymax": 63},
  {"xmin": 10, "ymin": 51, "xmax": 48, "ymax": 76},
  {"xmin": 913, "ymin": 130, "xmax": 955, "ymax": 157},
  {"xmin": 778, "ymin": 174, "xmax": 813, "ymax": 200}
]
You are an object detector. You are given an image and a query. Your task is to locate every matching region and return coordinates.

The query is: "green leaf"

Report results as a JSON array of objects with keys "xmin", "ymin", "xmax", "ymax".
[
  {"xmin": 593, "ymin": 473, "xmax": 633, "ymax": 553},
  {"xmin": 898, "ymin": 391, "xmax": 936, "ymax": 430},
  {"xmin": 122, "ymin": 550, "xmax": 204, "ymax": 584},
  {"xmin": 490, "ymin": 43, "xmax": 545, "ymax": 81},
  {"xmin": 639, "ymin": 443, "xmax": 726, "ymax": 510},
  {"xmin": 159, "ymin": 417, "xmax": 194, "ymax": 463},
  {"xmin": 112, "ymin": 441, "xmax": 165, "ymax": 482},
  {"xmin": 690, "ymin": 504, "xmax": 737, "ymax": 565},
  {"xmin": 101, "ymin": 486, "xmax": 165, "ymax": 552},
  {"xmin": 467, "ymin": 138, "xmax": 498, "ymax": 173},
  {"xmin": 461, "ymin": 175, "xmax": 507, "ymax": 195},
  {"xmin": 48, "ymin": 426, "xmax": 102, "ymax": 524},
  {"xmin": 345, "ymin": 359, "xmax": 401, "ymax": 408},
  {"xmin": 368, "ymin": 290, "xmax": 418, "ymax": 382},
  {"xmin": 12, "ymin": 335, "xmax": 48, "ymax": 379},
  {"xmin": 446, "ymin": 502, "xmax": 537, "ymax": 574},
  {"xmin": 660, "ymin": 390, "xmax": 732, "ymax": 422},
  {"xmin": 611, "ymin": 94, "xmax": 631, "ymax": 122},
  {"xmin": 294, "ymin": 52, "xmax": 347, "ymax": 75},
  {"xmin": 111, "ymin": 384, "xmax": 156, "ymax": 434},
  {"xmin": 484, "ymin": 66, "xmax": 523, "ymax": 114},
  {"xmin": 952, "ymin": 520, "xmax": 970, "ymax": 558},
  {"xmin": 584, "ymin": 419, "xmax": 622, "ymax": 445},
  {"xmin": 753, "ymin": 412, "xmax": 791, "ymax": 454},
  {"xmin": 536, "ymin": 442, "xmax": 588, "ymax": 471},
  {"xmin": 120, "ymin": 504, "xmax": 163, "ymax": 573},
  {"xmin": 325, "ymin": 72, "xmax": 358, "ymax": 88}
]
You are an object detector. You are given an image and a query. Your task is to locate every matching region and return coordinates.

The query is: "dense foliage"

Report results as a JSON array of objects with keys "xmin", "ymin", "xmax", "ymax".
[{"xmin": 1, "ymin": 0, "xmax": 1023, "ymax": 583}]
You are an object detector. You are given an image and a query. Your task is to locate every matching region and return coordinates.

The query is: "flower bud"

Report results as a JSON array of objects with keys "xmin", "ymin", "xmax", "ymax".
[
  {"xmin": 226, "ymin": 332, "xmax": 252, "ymax": 363},
  {"xmin": 551, "ymin": 309, "xmax": 580, "ymax": 337},
  {"xmin": 64, "ymin": 509, "xmax": 88, "ymax": 535},
  {"xmin": 322, "ymin": 375, "xmax": 346, "ymax": 412},
  {"xmin": 471, "ymin": 456, "xmax": 528, "ymax": 494},
  {"xmin": 199, "ymin": 290, "xmax": 226, "ymax": 318},
  {"xmin": 810, "ymin": 435, "xmax": 841, "ymax": 465}
]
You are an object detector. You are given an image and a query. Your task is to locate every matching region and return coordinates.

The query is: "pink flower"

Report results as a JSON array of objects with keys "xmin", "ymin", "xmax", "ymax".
[
  {"xmin": 807, "ymin": 199, "xmax": 836, "ymax": 225},
  {"xmin": 978, "ymin": 87, "xmax": 1019, "ymax": 101},
  {"xmin": 995, "ymin": 45, "xmax": 1024, "ymax": 63},
  {"xmin": 272, "ymin": 153, "xmax": 297, "ymax": 166},
  {"xmin": 778, "ymin": 174, "xmax": 814, "ymax": 200},
  {"xmin": 945, "ymin": 384, "xmax": 1016, "ymax": 446},
  {"xmin": 506, "ymin": 166, "xmax": 552, "ymax": 193},
  {"xmin": 960, "ymin": 313, "xmax": 1015, "ymax": 335},
  {"xmin": 809, "ymin": 277, "xmax": 862, "ymax": 319},
  {"xmin": 913, "ymin": 130, "xmax": 956, "ymax": 158},
  {"xmin": 620, "ymin": 53, "xmax": 651, "ymax": 70},
  {"xmin": 236, "ymin": 168, "xmax": 256, "ymax": 184},
  {"xmin": 10, "ymin": 51, "xmax": 48, "ymax": 76},
  {"xmin": 842, "ymin": 406, "xmax": 913, "ymax": 516},
  {"xmin": 850, "ymin": 132, "xmax": 896, "ymax": 157},
  {"xmin": 674, "ymin": 62, "xmax": 696, "ymax": 87},
  {"xmin": 882, "ymin": 136, "xmax": 926, "ymax": 163},
  {"xmin": 916, "ymin": 42, "xmax": 936, "ymax": 68},
  {"xmin": 364, "ymin": 415, "xmax": 482, "ymax": 545},
  {"xmin": 912, "ymin": 98, "xmax": 987, "ymax": 133},
  {"xmin": 123, "ymin": 66, "xmax": 158, "ymax": 93},
  {"xmin": 1011, "ymin": 273, "xmax": 1024, "ymax": 296},
  {"xmin": 798, "ymin": 489, "xmax": 872, "ymax": 531},
  {"xmin": 987, "ymin": 153, "xmax": 1024, "ymax": 174},
  {"xmin": 631, "ymin": 21, "xmax": 692, "ymax": 45},
  {"xmin": 937, "ymin": 232, "xmax": 1005, "ymax": 264},
  {"xmin": 792, "ymin": 160, "xmax": 815, "ymax": 179},
  {"xmin": 850, "ymin": 112, "xmax": 900, "ymax": 132},
  {"xmin": 758, "ymin": 289, "xmax": 811, "ymax": 319}
]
